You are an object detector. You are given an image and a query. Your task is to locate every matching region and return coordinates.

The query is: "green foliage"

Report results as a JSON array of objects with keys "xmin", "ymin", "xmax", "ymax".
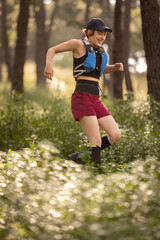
[
  {"xmin": 0, "ymin": 145, "xmax": 160, "ymax": 239},
  {"xmin": 0, "ymin": 88, "xmax": 82, "ymax": 156},
  {"xmin": 101, "ymin": 96, "xmax": 160, "ymax": 166},
  {"xmin": 0, "ymin": 87, "xmax": 160, "ymax": 239}
]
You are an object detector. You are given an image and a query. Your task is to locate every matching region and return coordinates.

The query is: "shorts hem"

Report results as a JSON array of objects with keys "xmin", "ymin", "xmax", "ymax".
[
  {"xmin": 97, "ymin": 112, "xmax": 111, "ymax": 119},
  {"xmin": 74, "ymin": 113, "xmax": 97, "ymax": 121},
  {"xmin": 73, "ymin": 112, "xmax": 111, "ymax": 121}
]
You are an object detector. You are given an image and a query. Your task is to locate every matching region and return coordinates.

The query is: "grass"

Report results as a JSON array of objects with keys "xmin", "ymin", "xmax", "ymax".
[{"xmin": 0, "ymin": 67, "xmax": 160, "ymax": 240}]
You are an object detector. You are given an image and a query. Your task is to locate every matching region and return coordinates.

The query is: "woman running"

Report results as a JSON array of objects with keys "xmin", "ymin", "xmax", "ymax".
[{"xmin": 43, "ymin": 18, "xmax": 123, "ymax": 166}]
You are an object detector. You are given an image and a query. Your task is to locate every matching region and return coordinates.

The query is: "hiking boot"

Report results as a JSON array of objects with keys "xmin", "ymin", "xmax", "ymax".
[{"xmin": 68, "ymin": 152, "xmax": 86, "ymax": 165}]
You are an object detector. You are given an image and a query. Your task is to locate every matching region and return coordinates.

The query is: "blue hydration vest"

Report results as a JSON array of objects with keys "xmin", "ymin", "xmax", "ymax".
[{"xmin": 73, "ymin": 39, "xmax": 108, "ymax": 78}]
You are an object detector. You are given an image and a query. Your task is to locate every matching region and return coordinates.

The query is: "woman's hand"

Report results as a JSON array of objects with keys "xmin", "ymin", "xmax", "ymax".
[
  {"xmin": 43, "ymin": 62, "xmax": 54, "ymax": 80},
  {"xmin": 104, "ymin": 62, "xmax": 124, "ymax": 74},
  {"xmin": 115, "ymin": 63, "xmax": 124, "ymax": 71}
]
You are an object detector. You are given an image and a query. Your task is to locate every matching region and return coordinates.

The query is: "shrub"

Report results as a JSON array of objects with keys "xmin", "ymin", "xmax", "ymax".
[{"xmin": 0, "ymin": 86, "xmax": 160, "ymax": 239}]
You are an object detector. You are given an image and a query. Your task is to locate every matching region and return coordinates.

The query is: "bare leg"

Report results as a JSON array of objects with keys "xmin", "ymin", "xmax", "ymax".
[
  {"xmin": 98, "ymin": 115, "xmax": 121, "ymax": 143},
  {"xmin": 68, "ymin": 115, "xmax": 102, "ymax": 165},
  {"xmin": 69, "ymin": 115, "xmax": 120, "ymax": 165},
  {"xmin": 79, "ymin": 116, "xmax": 102, "ymax": 147}
]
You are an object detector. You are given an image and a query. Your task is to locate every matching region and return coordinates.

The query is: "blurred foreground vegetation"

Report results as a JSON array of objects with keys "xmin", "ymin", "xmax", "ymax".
[{"xmin": 0, "ymin": 84, "xmax": 160, "ymax": 240}]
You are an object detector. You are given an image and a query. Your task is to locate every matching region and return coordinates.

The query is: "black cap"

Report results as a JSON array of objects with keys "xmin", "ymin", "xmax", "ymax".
[{"xmin": 86, "ymin": 18, "xmax": 112, "ymax": 33}]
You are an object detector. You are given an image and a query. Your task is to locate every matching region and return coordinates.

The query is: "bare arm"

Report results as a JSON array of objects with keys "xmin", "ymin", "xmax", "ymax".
[
  {"xmin": 43, "ymin": 39, "xmax": 83, "ymax": 80},
  {"xmin": 104, "ymin": 63, "xmax": 124, "ymax": 74}
]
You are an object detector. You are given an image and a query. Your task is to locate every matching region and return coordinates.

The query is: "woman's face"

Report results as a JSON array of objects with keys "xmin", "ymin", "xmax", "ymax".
[{"xmin": 89, "ymin": 30, "xmax": 107, "ymax": 47}]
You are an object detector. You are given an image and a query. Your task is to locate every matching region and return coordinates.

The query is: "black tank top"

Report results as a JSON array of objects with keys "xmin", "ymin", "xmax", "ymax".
[{"xmin": 73, "ymin": 48, "xmax": 102, "ymax": 79}]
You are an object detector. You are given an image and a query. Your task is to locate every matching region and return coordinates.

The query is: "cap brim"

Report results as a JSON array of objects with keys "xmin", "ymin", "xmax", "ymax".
[
  {"xmin": 105, "ymin": 27, "xmax": 112, "ymax": 33},
  {"xmin": 95, "ymin": 26, "xmax": 112, "ymax": 33}
]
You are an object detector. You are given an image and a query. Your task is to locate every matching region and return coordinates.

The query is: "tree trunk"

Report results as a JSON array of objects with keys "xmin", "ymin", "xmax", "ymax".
[
  {"xmin": 0, "ymin": 17, "xmax": 2, "ymax": 82},
  {"xmin": 123, "ymin": 0, "xmax": 134, "ymax": 96},
  {"xmin": 100, "ymin": 0, "xmax": 114, "ymax": 97},
  {"xmin": 12, "ymin": 0, "xmax": 30, "ymax": 93},
  {"xmin": 34, "ymin": 0, "xmax": 47, "ymax": 85},
  {"xmin": 1, "ymin": 0, "xmax": 12, "ymax": 81},
  {"xmin": 45, "ymin": 0, "xmax": 59, "ymax": 45},
  {"xmin": 105, "ymin": 0, "xmax": 113, "ymax": 56},
  {"xmin": 85, "ymin": 0, "xmax": 91, "ymax": 26},
  {"xmin": 112, "ymin": 0, "xmax": 124, "ymax": 99},
  {"xmin": 140, "ymin": 0, "xmax": 160, "ymax": 101},
  {"xmin": 0, "ymin": 45, "xmax": 2, "ymax": 82}
]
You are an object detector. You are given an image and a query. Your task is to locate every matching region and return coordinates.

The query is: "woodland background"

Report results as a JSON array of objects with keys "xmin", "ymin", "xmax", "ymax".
[
  {"xmin": 0, "ymin": 1, "xmax": 160, "ymax": 240},
  {"xmin": 0, "ymin": 0, "xmax": 160, "ymax": 100}
]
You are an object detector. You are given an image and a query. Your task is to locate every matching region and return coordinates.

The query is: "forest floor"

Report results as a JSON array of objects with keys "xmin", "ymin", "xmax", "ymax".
[{"xmin": 0, "ymin": 71, "xmax": 159, "ymax": 240}]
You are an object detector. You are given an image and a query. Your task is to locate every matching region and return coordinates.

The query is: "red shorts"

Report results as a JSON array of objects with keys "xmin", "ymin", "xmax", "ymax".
[{"xmin": 71, "ymin": 92, "xmax": 111, "ymax": 121}]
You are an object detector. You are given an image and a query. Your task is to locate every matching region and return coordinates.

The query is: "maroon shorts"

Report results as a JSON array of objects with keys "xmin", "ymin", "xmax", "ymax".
[{"xmin": 71, "ymin": 92, "xmax": 111, "ymax": 121}]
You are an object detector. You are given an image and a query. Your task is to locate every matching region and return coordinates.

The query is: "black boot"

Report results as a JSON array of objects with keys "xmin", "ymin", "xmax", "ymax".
[
  {"xmin": 90, "ymin": 146, "xmax": 101, "ymax": 165},
  {"xmin": 69, "ymin": 146, "xmax": 101, "ymax": 166},
  {"xmin": 68, "ymin": 152, "xmax": 86, "ymax": 165}
]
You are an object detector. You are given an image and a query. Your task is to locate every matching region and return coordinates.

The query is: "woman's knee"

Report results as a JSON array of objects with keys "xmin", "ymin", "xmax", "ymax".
[{"xmin": 110, "ymin": 130, "xmax": 121, "ymax": 143}]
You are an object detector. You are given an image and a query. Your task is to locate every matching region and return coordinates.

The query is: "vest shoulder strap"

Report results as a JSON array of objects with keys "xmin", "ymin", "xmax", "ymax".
[
  {"xmin": 81, "ymin": 39, "xmax": 90, "ymax": 45},
  {"xmin": 81, "ymin": 39, "xmax": 94, "ymax": 53},
  {"xmin": 81, "ymin": 39, "xmax": 106, "ymax": 54}
]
